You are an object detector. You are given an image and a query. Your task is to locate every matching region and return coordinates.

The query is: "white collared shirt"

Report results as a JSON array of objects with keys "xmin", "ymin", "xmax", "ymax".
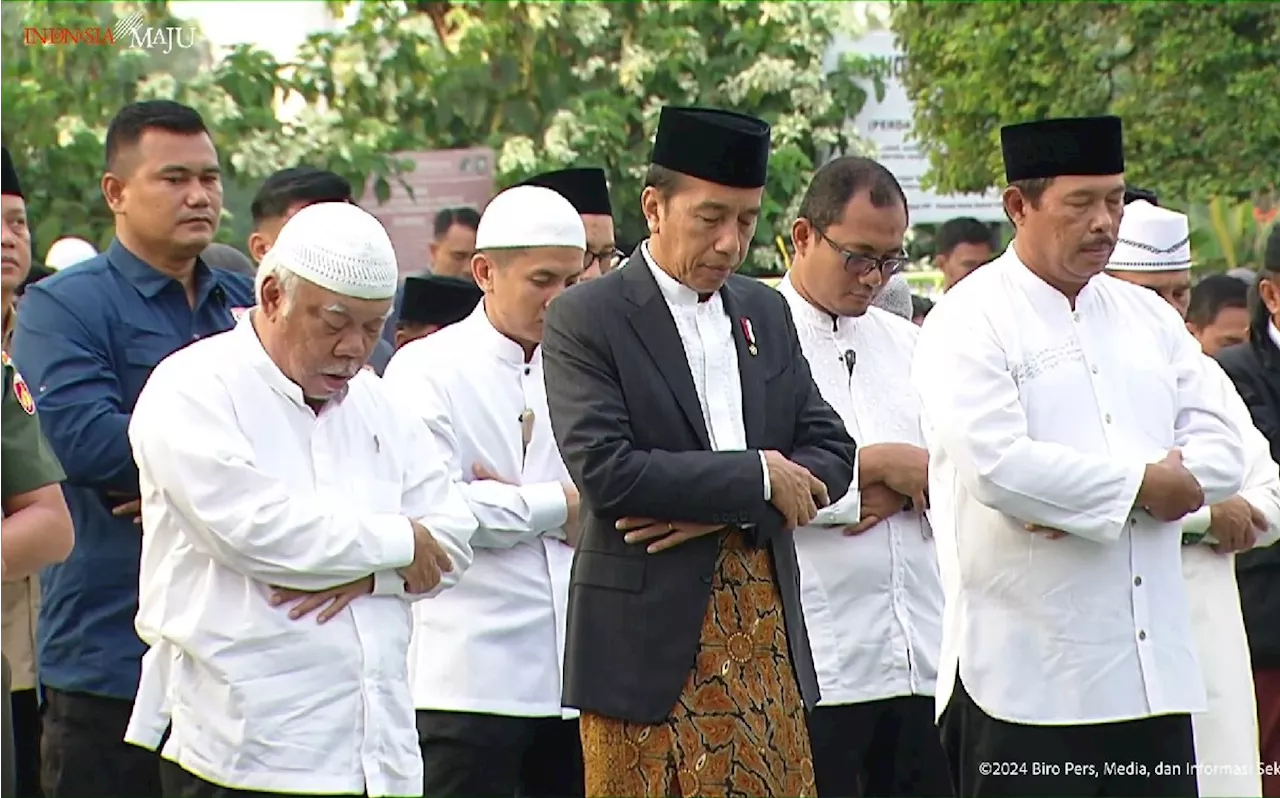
[
  {"xmin": 779, "ymin": 276, "xmax": 943, "ymax": 705},
  {"xmin": 1179, "ymin": 357, "xmax": 1279, "ymax": 797},
  {"xmin": 382, "ymin": 305, "xmax": 576, "ymax": 719},
  {"xmin": 641, "ymin": 244, "xmax": 770, "ymax": 492},
  {"xmin": 125, "ymin": 314, "xmax": 478, "ymax": 798},
  {"xmin": 912, "ymin": 247, "xmax": 1245, "ymax": 725}
]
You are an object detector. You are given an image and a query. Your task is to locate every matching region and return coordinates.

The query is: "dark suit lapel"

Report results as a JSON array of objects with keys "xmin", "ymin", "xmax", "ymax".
[
  {"xmin": 620, "ymin": 255, "xmax": 712, "ymax": 449},
  {"xmin": 720, "ymin": 280, "xmax": 766, "ymax": 449}
]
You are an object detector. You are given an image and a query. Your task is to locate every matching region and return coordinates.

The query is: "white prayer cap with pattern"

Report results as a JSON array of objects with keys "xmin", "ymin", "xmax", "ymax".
[
  {"xmin": 262, "ymin": 201, "xmax": 399, "ymax": 300},
  {"xmin": 1107, "ymin": 199, "xmax": 1192, "ymax": 272},
  {"xmin": 476, "ymin": 185, "xmax": 585, "ymax": 251},
  {"xmin": 871, "ymin": 272, "xmax": 913, "ymax": 321}
]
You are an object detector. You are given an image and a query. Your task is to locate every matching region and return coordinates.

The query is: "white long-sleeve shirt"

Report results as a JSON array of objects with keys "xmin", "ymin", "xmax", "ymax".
[
  {"xmin": 125, "ymin": 314, "xmax": 477, "ymax": 798},
  {"xmin": 779, "ymin": 277, "xmax": 943, "ymax": 706},
  {"xmin": 382, "ymin": 305, "xmax": 577, "ymax": 719},
  {"xmin": 643, "ymin": 243, "xmax": 772, "ymax": 496},
  {"xmin": 912, "ymin": 247, "xmax": 1245, "ymax": 726},
  {"xmin": 1179, "ymin": 355, "xmax": 1279, "ymax": 797}
]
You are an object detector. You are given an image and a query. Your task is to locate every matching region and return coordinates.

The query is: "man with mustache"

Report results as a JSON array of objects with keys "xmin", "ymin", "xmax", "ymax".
[
  {"xmin": 248, "ymin": 166, "xmax": 397, "ymax": 375},
  {"xmin": 9, "ymin": 101, "xmax": 255, "ymax": 798},
  {"xmin": 383, "ymin": 185, "xmax": 588, "ymax": 798},
  {"xmin": 912, "ymin": 116, "xmax": 1245, "ymax": 798},
  {"xmin": 125, "ymin": 201, "xmax": 477, "ymax": 798},
  {"xmin": 541, "ymin": 106, "xmax": 857, "ymax": 797}
]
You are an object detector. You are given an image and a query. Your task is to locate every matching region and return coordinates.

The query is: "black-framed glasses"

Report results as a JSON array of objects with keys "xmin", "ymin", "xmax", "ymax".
[
  {"xmin": 814, "ymin": 227, "xmax": 909, "ymax": 277},
  {"xmin": 585, "ymin": 247, "xmax": 623, "ymax": 271}
]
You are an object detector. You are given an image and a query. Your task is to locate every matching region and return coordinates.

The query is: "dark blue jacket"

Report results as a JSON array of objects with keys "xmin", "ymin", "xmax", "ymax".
[{"xmin": 10, "ymin": 239, "xmax": 253, "ymax": 701}]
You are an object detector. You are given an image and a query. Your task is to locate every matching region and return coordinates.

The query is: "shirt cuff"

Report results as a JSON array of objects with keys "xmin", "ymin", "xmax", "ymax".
[
  {"xmin": 759, "ymin": 451, "xmax": 771, "ymax": 501},
  {"xmin": 372, "ymin": 570, "xmax": 406, "ymax": 596},
  {"xmin": 812, "ymin": 486, "xmax": 862, "ymax": 526},
  {"xmin": 1181, "ymin": 506, "xmax": 1213, "ymax": 537},
  {"xmin": 523, "ymin": 481, "xmax": 570, "ymax": 535},
  {"xmin": 376, "ymin": 515, "xmax": 418, "ymax": 571}
]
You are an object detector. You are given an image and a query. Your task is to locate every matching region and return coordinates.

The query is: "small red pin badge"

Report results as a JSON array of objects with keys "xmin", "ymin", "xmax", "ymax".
[
  {"xmin": 741, "ymin": 317, "xmax": 757, "ymax": 356},
  {"xmin": 13, "ymin": 372, "xmax": 35, "ymax": 415}
]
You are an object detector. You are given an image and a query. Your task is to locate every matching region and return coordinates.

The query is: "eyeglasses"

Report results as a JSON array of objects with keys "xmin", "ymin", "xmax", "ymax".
[
  {"xmin": 585, "ymin": 247, "xmax": 623, "ymax": 271},
  {"xmin": 813, "ymin": 227, "xmax": 909, "ymax": 277}
]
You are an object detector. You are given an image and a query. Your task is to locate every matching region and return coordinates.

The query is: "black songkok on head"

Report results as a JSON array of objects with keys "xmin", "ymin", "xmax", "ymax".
[
  {"xmin": 518, "ymin": 168, "xmax": 612, "ymax": 217},
  {"xmin": 398, "ymin": 273, "xmax": 482, "ymax": 327},
  {"xmin": 2, "ymin": 146, "xmax": 23, "ymax": 199},
  {"xmin": 1000, "ymin": 116, "xmax": 1125, "ymax": 183},
  {"xmin": 1123, "ymin": 186, "xmax": 1159, "ymax": 207},
  {"xmin": 650, "ymin": 106, "xmax": 771, "ymax": 189}
]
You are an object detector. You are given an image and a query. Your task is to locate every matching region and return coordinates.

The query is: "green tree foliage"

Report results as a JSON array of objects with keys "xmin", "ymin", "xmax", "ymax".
[
  {"xmin": 892, "ymin": 1, "xmax": 1280, "ymax": 204},
  {"xmin": 295, "ymin": 0, "xmax": 871, "ymax": 270},
  {"xmin": 1, "ymin": 0, "xmax": 397, "ymax": 254},
  {"xmin": 5, "ymin": 0, "xmax": 868, "ymax": 271}
]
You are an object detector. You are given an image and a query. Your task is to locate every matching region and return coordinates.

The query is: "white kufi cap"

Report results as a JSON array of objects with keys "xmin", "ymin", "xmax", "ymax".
[
  {"xmin": 263, "ymin": 202, "xmax": 399, "ymax": 299},
  {"xmin": 45, "ymin": 237, "xmax": 98, "ymax": 270},
  {"xmin": 1108, "ymin": 200, "xmax": 1191, "ymax": 272},
  {"xmin": 476, "ymin": 185, "xmax": 586, "ymax": 251}
]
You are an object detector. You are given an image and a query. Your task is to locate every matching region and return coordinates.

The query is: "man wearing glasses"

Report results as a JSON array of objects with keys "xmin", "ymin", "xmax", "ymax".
[
  {"xmin": 519, "ymin": 168, "xmax": 620, "ymax": 281},
  {"xmin": 779, "ymin": 156, "xmax": 952, "ymax": 798}
]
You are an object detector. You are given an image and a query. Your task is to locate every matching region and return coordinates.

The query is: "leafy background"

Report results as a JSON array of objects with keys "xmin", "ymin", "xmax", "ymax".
[{"xmin": 4, "ymin": 0, "xmax": 1276, "ymax": 275}]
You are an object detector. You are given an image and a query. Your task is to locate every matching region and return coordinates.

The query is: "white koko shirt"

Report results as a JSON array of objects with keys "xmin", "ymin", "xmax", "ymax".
[
  {"xmin": 912, "ymin": 247, "xmax": 1244, "ymax": 726},
  {"xmin": 382, "ymin": 305, "xmax": 577, "ymax": 719},
  {"xmin": 1180, "ymin": 356, "xmax": 1280, "ymax": 798},
  {"xmin": 642, "ymin": 244, "xmax": 770, "ymax": 492},
  {"xmin": 779, "ymin": 276, "xmax": 943, "ymax": 706},
  {"xmin": 125, "ymin": 314, "xmax": 478, "ymax": 797}
]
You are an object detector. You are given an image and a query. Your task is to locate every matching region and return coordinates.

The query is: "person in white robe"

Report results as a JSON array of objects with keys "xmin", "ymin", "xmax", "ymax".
[
  {"xmin": 1104, "ymin": 197, "xmax": 1280, "ymax": 798},
  {"xmin": 913, "ymin": 115, "xmax": 1246, "ymax": 798},
  {"xmin": 781, "ymin": 156, "xmax": 952, "ymax": 798},
  {"xmin": 125, "ymin": 201, "xmax": 478, "ymax": 798},
  {"xmin": 381, "ymin": 185, "xmax": 587, "ymax": 798}
]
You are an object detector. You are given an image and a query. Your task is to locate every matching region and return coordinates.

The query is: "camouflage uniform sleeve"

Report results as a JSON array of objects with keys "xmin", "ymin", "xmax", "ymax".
[{"xmin": 1, "ymin": 355, "xmax": 66, "ymax": 503}]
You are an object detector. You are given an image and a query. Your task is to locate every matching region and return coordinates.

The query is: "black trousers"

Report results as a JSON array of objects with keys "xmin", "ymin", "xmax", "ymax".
[
  {"xmin": 417, "ymin": 710, "xmax": 584, "ymax": 798},
  {"xmin": 807, "ymin": 695, "xmax": 954, "ymax": 797},
  {"xmin": 940, "ymin": 676, "xmax": 1197, "ymax": 798},
  {"xmin": 160, "ymin": 759, "xmax": 368, "ymax": 798},
  {"xmin": 9, "ymin": 689, "xmax": 40, "ymax": 798},
  {"xmin": 2, "ymin": 659, "xmax": 13, "ymax": 798},
  {"xmin": 40, "ymin": 687, "xmax": 163, "ymax": 798}
]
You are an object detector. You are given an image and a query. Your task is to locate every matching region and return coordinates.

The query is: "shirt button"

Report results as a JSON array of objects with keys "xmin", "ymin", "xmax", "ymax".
[
  {"xmin": 1134, "ymin": 575, "xmax": 1143, "ymax": 586},
  {"xmin": 1090, "ymin": 365, "xmax": 1099, "ymax": 374},
  {"xmin": 1104, "ymin": 413, "xmax": 1112, "ymax": 424},
  {"xmin": 1138, "ymin": 630, "xmax": 1147, "ymax": 641},
  {"xmin": 524, "ymin": 367, "xmax": 531, "ymax": 376},
  {"xmin": 1073, "ymin": 312, "xmax": 1082, "ymax": 322}
]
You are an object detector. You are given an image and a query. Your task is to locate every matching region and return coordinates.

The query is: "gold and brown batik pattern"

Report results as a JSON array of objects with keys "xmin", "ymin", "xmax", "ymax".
[{"xmin": 580, "ymin": 530, "xmax": 815, "ymax": 798}]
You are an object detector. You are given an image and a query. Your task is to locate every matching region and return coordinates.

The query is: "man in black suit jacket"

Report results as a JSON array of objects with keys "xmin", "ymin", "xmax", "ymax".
[{"xmin": 542, "ymin": 106, "xmax": 857, "ymax": 798}]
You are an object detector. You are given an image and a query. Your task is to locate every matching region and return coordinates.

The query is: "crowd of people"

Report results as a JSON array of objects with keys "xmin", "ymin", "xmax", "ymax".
[{"xmin": 1, "ymin": 96, "xmax": 1279, "ymax": 798}]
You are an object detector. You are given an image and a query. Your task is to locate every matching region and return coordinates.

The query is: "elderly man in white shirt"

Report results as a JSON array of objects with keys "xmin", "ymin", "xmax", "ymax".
[
  {"xmin": 780, "ymin": 156, "xmax": 951, "ymax": 798},
  {"xmin": 1104, "ymin": 197, "xmax": 1280, "ymax": 798},
  {"xmin": 913, "ymin": 116, "xmax": 1246, "ymax": 798},
  {"xmin": 382, "ymin": 185, "xmax": 587, "ymax": 798},
  {"xmin": 125, "ymin": 201, "xmax": 478, "ymax": 798}
]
